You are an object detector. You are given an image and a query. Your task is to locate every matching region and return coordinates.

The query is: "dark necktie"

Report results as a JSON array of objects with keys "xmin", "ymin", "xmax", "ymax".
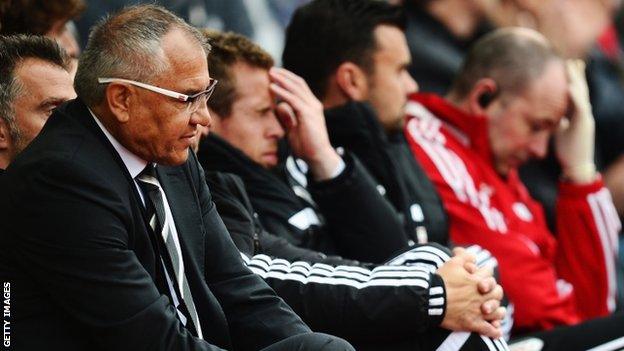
[{"xmin": 136, "ymin": 164, "xmax": 203, "ymax": 338}]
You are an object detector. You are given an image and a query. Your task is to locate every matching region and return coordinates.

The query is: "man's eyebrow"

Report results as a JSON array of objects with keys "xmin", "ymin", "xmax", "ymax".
[
  {"xmin": 181, "ymin": 87, "xmax": 204, "ymax": 95},
  {"xmin": 38, "ymin": 97, "xmax": 67, "ymax": 109},
  {"xmin": 533, "ymin": 117, "xmax": 558, "ymax": 128},
  {"xmin": 257, "ymin": 106, "xmax": 272, "ymax": 114},
  {"xmin": 182, "ymin": 80, "xmax": 215, "ymax": 96}
]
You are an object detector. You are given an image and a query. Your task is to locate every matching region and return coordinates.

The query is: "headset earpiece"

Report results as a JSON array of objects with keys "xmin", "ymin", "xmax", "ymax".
[{"xmin": 479, "ymin": 90, "xmax": 496, "ymax": 108}]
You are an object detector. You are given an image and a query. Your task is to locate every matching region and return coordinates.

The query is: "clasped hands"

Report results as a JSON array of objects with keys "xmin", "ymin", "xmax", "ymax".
[{"xmin": 437, "ymin": 247, "xmax": 506, "ymax": 339}]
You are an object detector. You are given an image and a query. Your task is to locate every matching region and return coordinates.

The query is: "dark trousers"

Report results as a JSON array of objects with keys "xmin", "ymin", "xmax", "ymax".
[
  {"xmin": 511, "ymin": 312, "xmax": 624, "ymax": 351},
  {"xmin": 261, "ymin": 333, "xmax": 355, "ymax": 351}
]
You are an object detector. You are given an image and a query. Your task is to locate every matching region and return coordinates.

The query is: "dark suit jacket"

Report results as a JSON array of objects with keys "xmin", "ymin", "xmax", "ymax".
[{"xmin": 0, "ymin": 99, "xmax": 310, "ymax": 351}]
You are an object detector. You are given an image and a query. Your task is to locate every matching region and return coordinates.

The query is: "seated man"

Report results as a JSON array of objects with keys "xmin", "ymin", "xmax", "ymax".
[
  {"xmin": 0, "ymin": 34, "xmax": 76, "ymax": 173},
  {"xmin": 0, "ymin": 34, "xmax": 75, "ymax": 351},
  {"xmin": 282, "ymin": 0, "xmax": 449, "ymax": 249},
  {"xmin": 0, "ymin": 5, "xmax": 353, "ymax": 351},
  {"xmin": 196, "ymin": 29, "xmax": 509, "ymax": 350},
  {"xmin": 197, "ymin": 34, "xmax": 415, "ymax": 263},
  {"xmin": 404, "ymin": 27, "xmax": 624, "ymax": 347}
]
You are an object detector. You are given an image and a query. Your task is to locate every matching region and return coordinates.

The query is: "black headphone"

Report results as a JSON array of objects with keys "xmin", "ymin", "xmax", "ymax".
[{"xmin": 478, "ymin": 88, "xmax": 498, "ymax": 108}]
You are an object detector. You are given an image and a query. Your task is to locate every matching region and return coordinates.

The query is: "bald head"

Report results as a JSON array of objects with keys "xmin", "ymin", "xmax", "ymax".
[{"xmin": 449, "ymin": 27, "xmax": 562, "ymax": 102}]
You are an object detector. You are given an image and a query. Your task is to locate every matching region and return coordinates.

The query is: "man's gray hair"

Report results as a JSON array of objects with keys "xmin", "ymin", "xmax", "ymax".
[
  {"xmin": 449, "ymin": 27, "xmax": 562, "ymax": 100},
  {"xmin": 74, "ymin": 4, "xmax": 211, "ymax": 106}
]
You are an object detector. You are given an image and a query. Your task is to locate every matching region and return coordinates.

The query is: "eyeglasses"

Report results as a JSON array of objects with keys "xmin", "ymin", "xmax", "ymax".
[{"xmin": 98, "ymin": 77, "xmax": 218, "ymax": 113}]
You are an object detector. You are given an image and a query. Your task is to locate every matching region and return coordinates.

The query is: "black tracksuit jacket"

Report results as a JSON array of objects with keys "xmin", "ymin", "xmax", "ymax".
[
  {"xmin": 197, "ymin": 134, "xmax": 411, "ymax": 263},
  {"xmin": 325, "ymin": 102, "xmax": 449, "ymax": 247},
  {"xmin": 204, "ymin": 171, "xmax": 453, "ymax": 347}
]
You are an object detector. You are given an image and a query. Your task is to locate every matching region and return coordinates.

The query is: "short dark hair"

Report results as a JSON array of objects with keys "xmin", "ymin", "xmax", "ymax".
[
  {"xmin": 0, "ymin": 34, "xmax": 70, "ymax": 140},
  {"xmin": 282, "ymin": 0, "xmax": 405, "ymax": 99},
  {"xmin": 449, "ymin": 28, "xmax": 562, "ymax": 100},
  {"xmin": 202, "ymin": 29, "xmax": 274, "ymax": 117},
  {"xmin": 0, "ymin": 0, "xmax": 85, "ymax": 35}
]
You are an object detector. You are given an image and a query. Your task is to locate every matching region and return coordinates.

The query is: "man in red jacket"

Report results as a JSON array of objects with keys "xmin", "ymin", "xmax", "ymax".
[{"xmin": 405, "ymin": 27, "xmax": 624, "ymax": 346}]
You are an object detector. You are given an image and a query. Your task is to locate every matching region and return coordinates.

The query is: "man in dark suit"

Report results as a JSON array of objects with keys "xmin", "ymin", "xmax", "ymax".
[{"xmin": 0, "ymin": 5, "xmax": 353, "ymax": 351}]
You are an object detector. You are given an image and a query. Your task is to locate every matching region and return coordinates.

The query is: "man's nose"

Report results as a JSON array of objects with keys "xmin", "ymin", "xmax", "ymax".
[
  {"xmin": 403, "ymin": 72, "xmax": 419, "ymax": 94},
  {"xmin": 268, "ymin": 112, "xmax": 285, "ymax": 139},
  {"xmin": 192, "ymin": 102, "xmax": 212, "ymax": 129},
  {"xmin": 529, "ymin": 133, "xmax": 549, "ymax": 159}
]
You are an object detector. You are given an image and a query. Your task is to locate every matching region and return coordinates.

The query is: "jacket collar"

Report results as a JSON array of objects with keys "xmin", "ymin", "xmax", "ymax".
[
  {"xmin": 325, "ymin": 101, "xmax": 388, "ymax": 144},
  {"xmin": 89, "ymin": 108, "xmax": 148, "ymax": 179},
  {"xmin": 197, "ymin": 133, "xmax": 305, "ymax": 213},
  {"xmin": 408, "ymin": 93, "xmax": 493, "ymax": 165},
  {"xmin": 198, "ymin": 133, "xmax": 272, "ymax": 179}
]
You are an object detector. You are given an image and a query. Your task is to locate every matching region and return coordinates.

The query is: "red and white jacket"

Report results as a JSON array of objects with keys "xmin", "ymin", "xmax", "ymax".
[{"xmin": 404, "ymin": 93, "xmax": 620, "ymax": 332}]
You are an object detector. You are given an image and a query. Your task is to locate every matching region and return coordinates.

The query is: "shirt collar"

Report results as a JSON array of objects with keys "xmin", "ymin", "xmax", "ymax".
[{"xmin": 89, "ymin": 108, "xmax": 148, "ymax": 179}]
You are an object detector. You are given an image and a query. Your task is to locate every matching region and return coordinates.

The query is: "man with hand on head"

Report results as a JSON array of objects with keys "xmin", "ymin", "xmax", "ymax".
[
  {"xmin": 198, "ymin": 29, "xmax": 413, "ymax": 264},
  {"xmin": 0, "ymin": 5, "xmax": 354, "ymax": 351},
  {"xmin": 282, "ymin": 0, "xmax": 450, "ymax": 251},
  {"xmin": 405, "ymin": 27, "xmax": 624, "ymax": 349}
]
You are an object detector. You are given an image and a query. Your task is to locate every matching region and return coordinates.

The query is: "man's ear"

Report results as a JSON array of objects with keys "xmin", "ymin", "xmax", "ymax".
[
  {"xmin": 466, "ymin": 78, "xmax": 499, "ymax": 117},
  {"xmin": 334, "ymin": 61, "xmax": 369, "ymax": 100},
  {"xmin": 105, "ymin": 83, "xmax": 133, "ymax": 123},
  {"xmin": 0, "ymin": 118, "xmax": 12, "ymax": 151}
]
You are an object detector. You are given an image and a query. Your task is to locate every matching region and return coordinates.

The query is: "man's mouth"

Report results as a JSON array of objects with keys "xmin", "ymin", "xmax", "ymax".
[{"xmin": 181, "ymin": 132, "xmax": 197, "ymax": 139}]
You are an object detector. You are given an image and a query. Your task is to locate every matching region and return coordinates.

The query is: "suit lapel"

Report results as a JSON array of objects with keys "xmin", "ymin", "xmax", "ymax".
[
  {"xmin": 156, "ymin": 165, "xmax": 206, "ymax": 277},
  {"xmin": 156, "ymin": 165, "xmax": 233, "ymax": 346}
]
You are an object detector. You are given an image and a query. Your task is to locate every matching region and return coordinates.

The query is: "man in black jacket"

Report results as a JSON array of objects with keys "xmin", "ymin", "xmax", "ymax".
[
  {"xmin": 282, "ymin": 0, "xmax": 449, "ymax": 248},
  {"xmin": 0, "ymin": 5, "xmax": 353, "ymax": 350},
  {"xmin": 0, "ymin": 34, "xmax": 75, "ymax": 350},
  {"xmin": 199, "ymin": 30, "xmax": 413, "ymax": 264}
]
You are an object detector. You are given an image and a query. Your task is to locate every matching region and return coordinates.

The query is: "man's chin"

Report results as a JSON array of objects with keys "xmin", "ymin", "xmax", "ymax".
[
  {"xmin": 157, "ymin": 149, "xmax": 189, "ymax": 166},
  {"xmin": 494, "ymin": 162, "xmax": 512, "ymax": 177},
  {"xmin": 385, "ymin": 115, "xmax": 406, "ymax": 133},
  {"xmin": 495, "ymin": 158, "xmax": 525, "ymax": 177},
  {"xmin": 259, "ymin": 154, "xmax": 279, "ymax": 169}
]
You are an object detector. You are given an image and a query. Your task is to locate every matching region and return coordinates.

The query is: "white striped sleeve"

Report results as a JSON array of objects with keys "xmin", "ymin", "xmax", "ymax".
[
  {"xmin": 240, "ymin": 251, "xmax": 447, "ymax": 320},
  {"xmin": 384, "ymin": 244, "xmax": 452, "ymax": 271},
  {"xmin": 242, "ymin": 253, "xmax": 432, "ymax": 289}
]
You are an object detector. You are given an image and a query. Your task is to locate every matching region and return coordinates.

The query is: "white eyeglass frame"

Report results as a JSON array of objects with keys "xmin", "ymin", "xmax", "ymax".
[{"xmin": 97, "ymin": 77, "xmax": 218, "ymax": 112}]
